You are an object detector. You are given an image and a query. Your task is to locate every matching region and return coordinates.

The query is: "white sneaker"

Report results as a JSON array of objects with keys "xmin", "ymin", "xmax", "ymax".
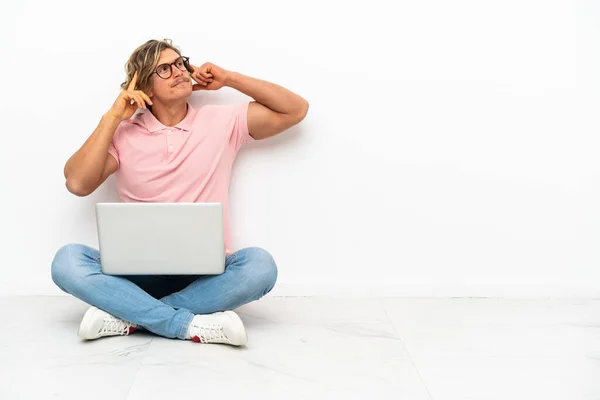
[
  {"xmin": 78, "ymin": 306, "xmax": 137, "ymax": 340},
  {"xmin": 187, "ymin": 311, "xmax": 248, "ymax": 346}
]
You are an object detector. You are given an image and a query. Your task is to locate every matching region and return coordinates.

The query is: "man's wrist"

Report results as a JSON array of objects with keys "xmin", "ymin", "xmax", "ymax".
[
  {"xmin": 224, "ymin": 71, "xmax": 240, "ymax": 88},
  {"xmin": 103, "ymin": 112, "xmax": 124, "ymax": 125}
]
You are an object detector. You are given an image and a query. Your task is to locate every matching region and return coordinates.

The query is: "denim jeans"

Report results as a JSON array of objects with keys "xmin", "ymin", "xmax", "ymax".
[{"xmin": 51, "ymin": 244, "xmax": 278, "ymax": 339}]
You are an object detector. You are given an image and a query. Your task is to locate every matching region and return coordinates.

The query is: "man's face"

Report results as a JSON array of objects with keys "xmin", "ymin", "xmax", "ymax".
[{"xmin": 149, "ymin": 49, "xmax": 193, "ymax": 103}]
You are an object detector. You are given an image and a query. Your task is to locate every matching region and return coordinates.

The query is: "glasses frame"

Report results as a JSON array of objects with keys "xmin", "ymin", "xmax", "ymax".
[{"xmin": 153, "ymin": 56, "xmax": 191, "ymax": 79}]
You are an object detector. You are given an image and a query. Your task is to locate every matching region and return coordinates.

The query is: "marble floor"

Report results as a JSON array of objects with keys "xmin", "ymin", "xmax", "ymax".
[{"xmin": 1, "ymin": 296, "xmax": 599, "ymax": 400}]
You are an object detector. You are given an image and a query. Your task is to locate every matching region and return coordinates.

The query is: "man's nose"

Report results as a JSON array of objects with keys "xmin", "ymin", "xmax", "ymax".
[{"xmin": 172, "ymin": 65, "xmax": 183, "ymax": 79}]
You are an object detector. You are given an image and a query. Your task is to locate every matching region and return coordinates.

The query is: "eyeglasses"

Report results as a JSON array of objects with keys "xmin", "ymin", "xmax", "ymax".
[{"xmin": 153, "ymin": 56, "xmax": 191, "ymax": 79}]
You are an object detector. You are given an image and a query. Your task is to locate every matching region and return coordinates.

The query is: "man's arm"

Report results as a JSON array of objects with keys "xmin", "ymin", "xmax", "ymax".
[
  {"xmin": 64, "ymin": 114, "xmax": 120, "ymax": 196},
  {"xmin": 225, "ymin": 73, "xmax": 309, "ymax": 140},
  {"xmin": 191, "ymin": 63, "xmax": 309, "ymax": 140},
  {"xmin": 64, "ymin": 72, "xmax": 151, "ymax": 196}
]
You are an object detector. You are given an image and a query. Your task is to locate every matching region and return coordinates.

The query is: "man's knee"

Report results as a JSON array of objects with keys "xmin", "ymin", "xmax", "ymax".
[
  {"xmin": 245, "ymin": 247, "xmax": 278, "ymax": 294},
  {"xmin": 50, "ymin": 243, "xmax": 92, "ymax": 290}
]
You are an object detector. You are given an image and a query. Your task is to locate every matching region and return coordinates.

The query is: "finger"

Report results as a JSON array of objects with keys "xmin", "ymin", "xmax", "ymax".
[
  {"xmin": 191, "ymin": 73, "xmax": 208, "ymax": 85},
  {"xmin": 193, "ymin": 74, "xmax": 209, "ymax": 85},
  {"xmin": 124, "ymin": 93, "xmax": 138, "ymax": 108},
  {"xmin": 192, "ymin": 70, "xmax": 209, "ymax": 82},
  {"xmin": 128, "ymin": 71, "xmax": 139, "ymax": 91},
  {"xmin": 136, "ymin": 91, "xmax": 153, "ymax": 106},
  {"xmin": 134, "ymin": 94, "xmax": 146, "ymax": 109},
  {"xmin": 199, "ymin": 69, "xmax": 213, "ymax": 79},
  {"xmin": 194, "ymin": 64, "xmax": 211, "ymax": 79},
  {"xmin": 128, "ymin": 93, "xmax": 143, "ymax": 109}
]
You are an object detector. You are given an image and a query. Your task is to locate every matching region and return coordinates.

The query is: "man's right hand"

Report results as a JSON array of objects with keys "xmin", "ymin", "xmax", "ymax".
[{"xmin": 107, "ymin": 72, "xmax": 153, "ymax": 122}]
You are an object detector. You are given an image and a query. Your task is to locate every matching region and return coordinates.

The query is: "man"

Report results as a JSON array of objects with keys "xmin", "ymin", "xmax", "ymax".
[{"xmin": 51, "ymin": 39, "xmax": 309, "ymax": 346}]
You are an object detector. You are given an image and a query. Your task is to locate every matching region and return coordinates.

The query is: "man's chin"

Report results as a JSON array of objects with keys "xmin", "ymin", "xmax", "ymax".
[
  {"xmin": 175, "ymin": 87, "xmax": 193, "ymax": 97},
  {"xmin": 167, "ymin": 92, "xmax": 192, "ymax": 102}
]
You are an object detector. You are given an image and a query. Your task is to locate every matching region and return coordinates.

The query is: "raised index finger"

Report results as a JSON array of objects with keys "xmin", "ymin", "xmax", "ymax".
[{"xmin": 127, "ymin": 71, "xmax": 139, "ymax": 91}]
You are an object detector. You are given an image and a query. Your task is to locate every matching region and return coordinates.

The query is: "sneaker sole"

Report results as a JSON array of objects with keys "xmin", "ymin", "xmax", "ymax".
[
  {"xmin": 77, "ymin": 306, "xmax": 100, "ymax": 340},
  {"xmin": 223, "ymin": 311, "xmax": 248, "ymax": 346}
]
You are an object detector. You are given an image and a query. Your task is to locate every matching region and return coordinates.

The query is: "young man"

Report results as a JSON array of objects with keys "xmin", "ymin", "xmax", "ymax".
[{"xmin": 51, "ymin": 39, "xmax": 309, "ymax": 346}]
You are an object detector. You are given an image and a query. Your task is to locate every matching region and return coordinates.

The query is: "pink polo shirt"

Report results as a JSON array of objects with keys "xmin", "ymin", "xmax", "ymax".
[{"xmin": 107, "ymin": 102, "xmax": 254, "ymax": 255}]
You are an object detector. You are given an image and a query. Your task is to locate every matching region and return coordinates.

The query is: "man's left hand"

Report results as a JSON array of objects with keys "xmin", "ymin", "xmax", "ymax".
[{"xmin": 190, "ymin": 62, "xmax": 230, "ymax": 91}]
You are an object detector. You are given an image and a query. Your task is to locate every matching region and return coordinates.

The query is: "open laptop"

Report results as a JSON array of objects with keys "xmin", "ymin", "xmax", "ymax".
[{"xmin": 95, "ymin": 202, "xmax": 225, "ymax": 275}]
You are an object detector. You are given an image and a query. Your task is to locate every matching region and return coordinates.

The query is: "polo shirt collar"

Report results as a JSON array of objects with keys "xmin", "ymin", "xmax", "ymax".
[{"xmin": 142, "ymin": 102, "xmax": 196, "ymax": 133}]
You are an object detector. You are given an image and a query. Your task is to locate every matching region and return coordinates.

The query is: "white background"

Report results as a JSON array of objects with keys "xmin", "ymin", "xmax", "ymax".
[{"xmin": 2, "ymin": 0, "xmax": 600, "ymax": 297}]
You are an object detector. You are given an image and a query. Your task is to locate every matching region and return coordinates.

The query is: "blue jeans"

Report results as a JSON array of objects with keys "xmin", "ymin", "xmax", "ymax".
[{"xmin": 51, "ymin": 244, "xmax": 278, "ymax": 339}]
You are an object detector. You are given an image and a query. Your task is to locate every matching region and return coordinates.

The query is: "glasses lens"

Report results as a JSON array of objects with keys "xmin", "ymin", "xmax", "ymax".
[
  {"xmin": 156, "ymin": 64, "xmax": 171, "ymax": 79},
  {"xmin": 174, "ymin": 57, "xmax": 187, "ymax": 72}
]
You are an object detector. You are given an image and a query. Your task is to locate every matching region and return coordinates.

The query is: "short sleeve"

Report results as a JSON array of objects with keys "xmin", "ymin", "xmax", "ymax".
[
  {"xmin": 231, "ymin": 102, "xmax": 254, "ymax": 151},
  {"xmin": 107, "ymin": 125, "xmax": 121, "ymax": 167}
]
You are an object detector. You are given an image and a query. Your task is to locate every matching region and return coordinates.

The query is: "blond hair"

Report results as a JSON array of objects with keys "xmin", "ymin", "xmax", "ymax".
[{"xmin": 120, "ymin": 39, "xmax": 183, "ymax": 93}]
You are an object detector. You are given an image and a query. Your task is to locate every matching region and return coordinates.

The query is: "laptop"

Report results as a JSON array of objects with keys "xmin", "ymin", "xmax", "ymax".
[{"xmin": 95, "ymin": 202, "xmax": 225, "ymax": 275}]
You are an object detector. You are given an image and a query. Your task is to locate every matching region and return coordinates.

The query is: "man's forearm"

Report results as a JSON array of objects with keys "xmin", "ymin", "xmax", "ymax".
[{"xmin": 225, "ymin": 72, "xmax": 308, "ymax": 117}]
